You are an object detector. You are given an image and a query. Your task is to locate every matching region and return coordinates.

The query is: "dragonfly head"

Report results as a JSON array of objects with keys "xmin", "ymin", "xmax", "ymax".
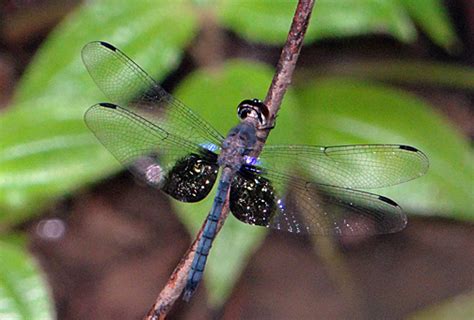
[{"xmin": 237, "ymin": 99, "xmax": 269, "ymax": 127}]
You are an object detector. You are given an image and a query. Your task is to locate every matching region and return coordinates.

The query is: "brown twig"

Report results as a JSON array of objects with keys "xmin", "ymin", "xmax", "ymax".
[
  {"xmin": 145, "ymin": 201, "xmax": 230, "ymax": 320},
  {"xmin": 255, "ymin": 0, "xmax": 316, "ymax": 154},
  {"xmin": 145, "ymin": 1, "xmax": 315, "ymax": 318}
]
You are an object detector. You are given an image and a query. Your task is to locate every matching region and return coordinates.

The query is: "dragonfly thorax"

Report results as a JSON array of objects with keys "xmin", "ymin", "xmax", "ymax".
[{"xmin": 218, "ymin": 122, "xmax": 258, "ymax": 171}]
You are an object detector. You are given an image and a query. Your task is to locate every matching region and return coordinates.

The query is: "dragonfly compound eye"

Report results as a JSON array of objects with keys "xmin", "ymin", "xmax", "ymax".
[{"xmin": 237, "ymin": 99, "xmax": 269, "ymax": 126}]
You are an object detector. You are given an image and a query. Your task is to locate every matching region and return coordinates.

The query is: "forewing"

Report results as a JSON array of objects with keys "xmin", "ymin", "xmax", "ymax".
[
  {"xmin": 230, "ymin": 165, "xmax": 406, "ymax": 236},
  {"xmin": 85, "ymin": 103, "xmax": 219, "ymax": 202},
  {"xmin": 81, "ymin": 41, "xmax": 224, "ymax": 148},
  {"xmin": 259, "ymin": 144, "xmax": 428, "ymax": 189}
]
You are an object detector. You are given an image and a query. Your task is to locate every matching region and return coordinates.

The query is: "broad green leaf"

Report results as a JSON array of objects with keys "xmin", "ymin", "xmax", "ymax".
[
  {"xmin": 217, "ymin": 0, "xmax": 416, "ymax": 44},
  {"xmin": 398, "ymin": 0, "xmax": 458, "ymax": 50},
  {"xmin": 409, "ymin": 292, "xmax": 474, "ymax": 320},
  {"xmin": 296, "ymin": 78, "xmax": 474, "ymax": 219},
  {"xmin": 173, "ymin": 60, "xmax": 300, "ymax": 306},
  {"xmin": 14, "ymin": 0, "xmax": 197, "ymax": 105},
  {"xmin": 0, "ymin": 238, "xmax": 54, "ymax": 320},
  {"xmin": 0, "ymin": 0, "xmax": 197, "ymax": 223},
  {"xmin": 0, "ymin": 99, "xmax": 117, "ymax": 223}
]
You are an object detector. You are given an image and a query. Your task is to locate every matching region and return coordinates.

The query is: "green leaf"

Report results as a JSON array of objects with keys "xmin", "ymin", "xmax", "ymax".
[
  {"xmin": 0, "ymin": 238, "xmax": 54, "ymax": 320},
  {"xmin": 0, "ymin": 0, "xmax": 198, "ymax": 223},
  {"xmin": 296, "ymin": 78, "xmax": 474, "ymax": 219},
  {"xmin": 409, "ymin": 292, "xmax": 474, "ymax": 320},
  {"xmin": 0, "ymin": 100, "xmax": 118, "ymax": 223},
  {"xmin": 398, "ymin": 0, "xmax": 458, "ymax": 50},
  {"xmin": 217, "ymin": 0, "xmax": 458, "ymax": 49},
  {"xmin": 217, "ymin": 0, "xmax": 417, "ymax": 44},
  {"xmin": 14, "ymin": 0, "xmax": 197, "ymax": 105},
  {"xmin": 173, "ymin": 60, "xmax": 300, "ymax": 306}
]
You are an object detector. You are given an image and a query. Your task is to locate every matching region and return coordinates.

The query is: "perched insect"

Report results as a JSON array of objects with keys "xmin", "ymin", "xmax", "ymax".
[{"xmin": 82, "ymin": 41, "xmax": 429, "ymax": 300}]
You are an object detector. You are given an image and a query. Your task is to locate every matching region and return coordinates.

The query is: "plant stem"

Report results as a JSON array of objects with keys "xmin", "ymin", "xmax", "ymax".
[{"xmin": 145, "ymin": 1, "xmax": 315, "ymax": 318}]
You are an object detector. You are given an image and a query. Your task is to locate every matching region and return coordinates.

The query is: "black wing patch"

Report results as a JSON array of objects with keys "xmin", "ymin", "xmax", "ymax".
[
  {"xmin": 162, "ymin": 150, "xmax": 219, "ymax": 202},
  {"xmin": 85, "ymin": 103, "xmax": 219, "ymax": 203},
  {"xmin": 228, "ymin": 165, "xmax": 407, "ymax": 236},
  {"xmin": 230, "ymin": 165, "xmax": 277, "ymax": 225}
]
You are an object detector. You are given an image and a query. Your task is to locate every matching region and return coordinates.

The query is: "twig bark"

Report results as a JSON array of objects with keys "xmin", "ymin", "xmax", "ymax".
[
  {"xmin": 145, "ymin": 201, "xmax": 230, "ymax": 320},
  {"xmin": 145, "ymin": 1, "xmax": 315, "ymax": 318},
  {"xmin": 254, "ymin": 0, "xmax": 315, "ymax": 154}
]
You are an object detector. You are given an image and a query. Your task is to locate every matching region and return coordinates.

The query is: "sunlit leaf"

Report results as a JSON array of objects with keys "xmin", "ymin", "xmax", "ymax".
[
  {"xmin": 398, "ymin": 0, "xmax": 458, "ymax": 50},
  {"xmin": 296, "ymin": 78, "xmax": 474, "ymax": 218},
  {"xmin": 217, "ymin": 0, "xmax": 457, "ymax": 49},
  {"xmin": 217, "ymin": 0, "xmax": 416, "ymax": 44},
  {"xmin": 14, "ymin": 0, "xmax": 197, "ymax": 105},
  {"xmin": 0, "ymin": 238, "xmax": 54, "ymax": 320},
  {"xmin": 0, "ymin": 0, "xmax": 197, "ymax": 223}
]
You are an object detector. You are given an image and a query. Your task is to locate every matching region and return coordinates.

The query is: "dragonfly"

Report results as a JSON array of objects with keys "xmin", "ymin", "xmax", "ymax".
[{"xmin": 81, "ymin": 41, "xmax": 429, "ymax": 301}]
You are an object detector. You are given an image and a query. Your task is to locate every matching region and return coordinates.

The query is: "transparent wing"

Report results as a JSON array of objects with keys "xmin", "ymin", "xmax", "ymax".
[
  {"xmin": 229, "ymin": 165, "xmax": 406, "ymax": 236},
  {"xmin": 259, "ymin": 144, "xmax": 428, "ymax": 189},
  {"xmin": 82, "ymin": 41, "xmax": 224, "ymax": 148},
  {"xmin": 85, "ymin": 103, "xmax": 219, "ymax": 202}
]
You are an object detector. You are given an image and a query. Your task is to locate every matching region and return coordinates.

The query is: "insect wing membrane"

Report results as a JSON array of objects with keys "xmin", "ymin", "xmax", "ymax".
[
  {"xmin": 259, "ymin": 144, "xmax": 428, "ymax": 189},
  {"xmin": 230, "ymin": 165, "xmax": 406, "ymax": 236},
  {"xmin": 85, "ymin": 103, "xmax": 219, "ymax": 202},
  {"xmin": 82, "ymin": 41, "xmax": 224, "ymax": 149}
]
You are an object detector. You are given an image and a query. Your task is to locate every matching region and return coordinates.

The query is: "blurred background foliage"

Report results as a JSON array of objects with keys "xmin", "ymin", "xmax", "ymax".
[{"xmin": 0, "ymin": 0, "xmax": 473, "ymax": 319}]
